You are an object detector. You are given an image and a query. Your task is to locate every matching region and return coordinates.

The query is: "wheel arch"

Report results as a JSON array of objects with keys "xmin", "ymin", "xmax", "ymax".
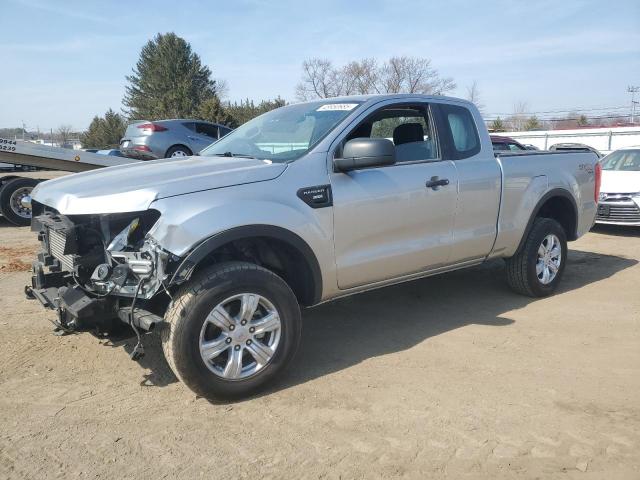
[
  {"xmin": 515, "ymin": 188, "xmax": 578, "ymax": 254},
  {"xmin": 168, "ymin": 225, "xmax": 323, "ymax": 306}
]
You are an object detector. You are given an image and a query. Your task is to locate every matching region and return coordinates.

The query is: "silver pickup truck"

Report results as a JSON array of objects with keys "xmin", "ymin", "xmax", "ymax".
[{"xmin": 26, "ymin": 94, "xmax": 600, "ymax": 400}]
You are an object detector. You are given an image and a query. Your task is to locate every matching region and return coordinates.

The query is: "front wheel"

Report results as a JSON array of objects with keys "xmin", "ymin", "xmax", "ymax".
[
  {"xmin": 161, "ymin": 262, "xmax": 301, "ymax": 400},
  {"xmin": 505, "ymin": 217, "xmax": 568, "ymax": 297}
]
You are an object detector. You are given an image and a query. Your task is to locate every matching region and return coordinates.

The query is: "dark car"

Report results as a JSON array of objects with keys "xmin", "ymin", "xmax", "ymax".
[{"xmin": 490, "ymin": 135, "xmax": 527, "ymax": 152}]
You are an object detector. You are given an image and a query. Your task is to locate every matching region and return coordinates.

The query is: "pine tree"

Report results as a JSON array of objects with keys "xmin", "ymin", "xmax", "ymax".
[
  {"xmin": 524, "ymin": 116, "xmax": 542, "ymax": 131},
  {"xmin": 225, "ymin": 97, "xmax": 286, "ymax": 125},
  {"xmin": 80, "ymin": 109, "xmax": 126, "ymax": 149},
  {"xmin": 198, "ymin": 97, "xmax": 236, "ymax": 127},
  {"xmin": 490, "ymin": 117, "xmax": 506, "ymax": 132},
  {"xmin": 123, "ymin": 33, "xmax": 216, "ymax": 120}
]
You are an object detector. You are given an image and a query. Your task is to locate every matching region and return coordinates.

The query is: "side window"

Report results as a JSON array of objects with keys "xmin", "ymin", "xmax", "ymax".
[
  {"xmin": 183, "ymin": 122, "xmax": 196, "ymax": 132},
  {"xmin": 219, "ymin": 127, "xmax": 232, "ymax": 137},
  {"xmin": 343, "ymin": 104, "xmax": 438, "ymax": 163},
  {"xmin": 440, "ymin": 104, "xmax": 480, "ymax": 159},
  {"xmin": 508, "ymin": 142, "xmax": 524, "ymax": 151},
  {"xmin": 196, "ymin": 122, "xmax": 219, "ymax": 139},
  {"xmin": 492, "ymin": 142, "xmax": 509, "ymax": 151}
]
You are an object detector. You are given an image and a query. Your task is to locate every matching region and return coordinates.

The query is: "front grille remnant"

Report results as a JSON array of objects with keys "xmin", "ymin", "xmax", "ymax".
[{"xmin": 48, "ymin": 228, "xmax": 76, "ymax": 271}]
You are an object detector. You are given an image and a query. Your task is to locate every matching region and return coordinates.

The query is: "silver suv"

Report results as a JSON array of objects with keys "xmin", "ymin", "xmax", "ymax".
[
  {"xmin": 120, "ymin": 119, "xmax": 232, "ymax": 159},
  {"xmin": 27, "ymin": 95, "xmax": 599, "ymax": 400}
]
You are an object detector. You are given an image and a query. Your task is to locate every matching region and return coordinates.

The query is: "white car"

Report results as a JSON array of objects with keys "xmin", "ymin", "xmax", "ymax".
[{"xmin": 596, "ymin": 147, "xmax": 640, "ymax": 226}]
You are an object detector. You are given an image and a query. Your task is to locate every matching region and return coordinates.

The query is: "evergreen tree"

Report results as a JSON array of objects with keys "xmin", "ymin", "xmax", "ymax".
[
  {"xmin": 225, "ymin": 97, "xmax": 286, "ymax": 125},
  {"xmin": 80, "ymin": 109, "xmax": 126, "ymax": 149},
  {"xmin": 123, "ymin": 32, "xmax": 216, "ymax": 120},
  {"xmin": 490, "ymin": 117, "xmax": 506, "ymax": 132},
  {"xmin": 577, "ymin": 115, "xmax": 589, "ymax": 127},
  {"xmin": 198, "ymin": 96, "xmax": 236, "ymax": 127},
  {"xmin": 524, "ymin": 116, "xmax": 542, "ymax": 131}
]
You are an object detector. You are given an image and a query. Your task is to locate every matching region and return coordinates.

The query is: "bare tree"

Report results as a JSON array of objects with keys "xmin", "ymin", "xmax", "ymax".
[
  {"xmin": 466, "ymin": 80, "xmax": 484, "ymax": 113},
  {"xmin": 215, "ymin": 78, "xmax": 230, "ymax": 100},
  {"xmin": 507, "ymin": 102, "xmax": 529, "ymax": 131},
  {"xmin": 296, "ymin": 56, "xmax": 455, "ymax": 101},
  {"xmin": 56, "ymin": 124, "xmax": 74, "ymax": 147},
  {"xmin": 295, "ymin": 58, "xmax": 338, "ymax": 100}
]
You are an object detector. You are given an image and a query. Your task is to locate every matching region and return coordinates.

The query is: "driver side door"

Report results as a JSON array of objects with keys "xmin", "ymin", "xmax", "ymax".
[{"xmin": 330, "ymin": 101, "xmax": 459, "ymax": 289}]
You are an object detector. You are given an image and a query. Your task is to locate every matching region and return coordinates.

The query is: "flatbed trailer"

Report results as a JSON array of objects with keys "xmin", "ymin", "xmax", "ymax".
[{"xmin": 0, "ymin": 138, "xmax": 140, "ymax": 226}]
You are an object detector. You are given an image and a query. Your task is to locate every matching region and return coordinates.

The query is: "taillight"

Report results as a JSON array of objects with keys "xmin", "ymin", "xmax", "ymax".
[
  {"xmin": 137, "ymin": 123, "xmax": 167, "ymax": 132},
  {"xmin": 594, "ymin": 161, "xmax": 602, "ymax": 202},
  {"xmin": 133, "ymin": 145, "xmax": 151, "ymax": 152}
]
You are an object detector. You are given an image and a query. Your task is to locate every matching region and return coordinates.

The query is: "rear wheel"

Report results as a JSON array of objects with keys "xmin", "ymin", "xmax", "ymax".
[
  {"xmin": 0, "ymin": 177, "xmax": 39, "ymax": 226},
  {"xmin": 165, "ymin": 145, "xmax": 192, "ymax": 158},
  {"xmin": 506, "ymin": 217, "xmax": 567, "ymax": 297},
  {"xmin": 161, "ymin": 261, "xmax": 301, "ymax": 400}
]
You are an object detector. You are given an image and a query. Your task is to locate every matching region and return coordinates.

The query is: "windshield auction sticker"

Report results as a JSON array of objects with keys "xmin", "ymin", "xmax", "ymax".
[{"xmin": 316, "ymin": 103, "xmax": 359, "ymax": 111}]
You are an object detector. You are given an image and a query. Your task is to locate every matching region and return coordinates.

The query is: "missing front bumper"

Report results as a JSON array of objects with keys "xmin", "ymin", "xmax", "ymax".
[{"xmin": 26, "ymin": 262, "xmax": 164, "ymax": 333}]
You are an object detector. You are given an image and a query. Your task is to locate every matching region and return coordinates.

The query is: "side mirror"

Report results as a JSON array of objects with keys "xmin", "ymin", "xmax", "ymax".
[{"xmin": 334, "ymin": 138, "xmax": 396, "ymax": 172}]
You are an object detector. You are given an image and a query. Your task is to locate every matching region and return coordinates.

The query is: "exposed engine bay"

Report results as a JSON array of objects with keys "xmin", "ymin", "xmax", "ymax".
[{"xmin": 25, "ymin": 202, "xmax": 176, "ymax": 352}]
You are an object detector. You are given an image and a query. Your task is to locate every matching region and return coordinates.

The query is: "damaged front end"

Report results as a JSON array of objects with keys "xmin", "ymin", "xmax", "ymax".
[{"xmin": 26, "ymin": 202, "xmax": 178, "ymax": 339}]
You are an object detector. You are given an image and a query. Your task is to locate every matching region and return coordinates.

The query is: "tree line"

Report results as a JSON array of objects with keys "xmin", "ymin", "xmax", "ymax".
[
  {"xmin": 80, "ymin": 32, "xmax": 456, "ymax": 149},
  {"xmin": 82, "ymin": 33, "xmax": 288, "ymax": 148}
]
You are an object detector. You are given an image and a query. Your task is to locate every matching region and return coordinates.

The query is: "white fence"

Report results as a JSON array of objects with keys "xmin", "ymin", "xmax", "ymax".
[{"xmin": 497, "ymin": 126, "xmax": 640, "ymax": 155}]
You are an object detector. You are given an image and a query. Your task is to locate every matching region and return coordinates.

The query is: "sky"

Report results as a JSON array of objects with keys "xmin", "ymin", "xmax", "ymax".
[{"xmin": 1, "ymin": 0, "xmax": 639, "ymax": 131}]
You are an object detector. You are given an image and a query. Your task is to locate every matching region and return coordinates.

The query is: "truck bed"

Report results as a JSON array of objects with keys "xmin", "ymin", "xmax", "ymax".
[{"xmin": 490, "ymin": 150, "xmax": 599, "ymax": 258}]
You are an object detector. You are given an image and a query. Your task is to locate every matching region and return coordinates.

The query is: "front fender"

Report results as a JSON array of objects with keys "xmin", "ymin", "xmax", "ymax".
[{"xmin": 147, "ymin": 180, "xmax": 334, "ymax": 299}]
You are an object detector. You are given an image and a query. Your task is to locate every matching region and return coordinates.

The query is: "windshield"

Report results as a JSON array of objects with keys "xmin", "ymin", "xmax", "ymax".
[
  {"xmin": 601, "ymin": 149, "xmax": 640, "ymax": 171},
  {"xmin": 200, "ymin": 100, "xmax": 363, "ymax": 162}
]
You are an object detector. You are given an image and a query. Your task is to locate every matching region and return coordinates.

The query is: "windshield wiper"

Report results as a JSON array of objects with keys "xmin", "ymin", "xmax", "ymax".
[{"xmin": 212, "ymin": 152, "xmax": 257, "ymax": 159}]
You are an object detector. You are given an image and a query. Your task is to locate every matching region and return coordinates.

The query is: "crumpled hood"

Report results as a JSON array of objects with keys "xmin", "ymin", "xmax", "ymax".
[
  {"xmin": 31, "ymin": 156, "xmax": 287, "ymax": 215},
  {"xmin": 600, "ymin": 170, "xmax": 640, "ymax": 194}
]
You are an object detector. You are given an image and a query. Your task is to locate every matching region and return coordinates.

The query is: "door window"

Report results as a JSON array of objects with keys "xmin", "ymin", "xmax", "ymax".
[{"xmin": 344, "ymin": 104, "xmax": 438, "ymax": 163}]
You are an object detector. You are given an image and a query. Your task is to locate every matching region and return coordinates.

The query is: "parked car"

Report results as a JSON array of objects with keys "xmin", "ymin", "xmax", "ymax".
[
  {"xmin": 595, "ymin": 147, "xmax": 640, "ymax": 226},
  {"xmin": 119, "ymin": 119, "xmax": 232, "ymax": 160},
  {"xmin": 96, "ymin": 149, "xmax": 125, "ymax": 157},
  {"xmin": 491, "ymin": 135, "xmax": 527, "ymax": 151},
  {"xmin": 27, "ymin": 95, "xmax": 600, "ymax": 400},
  {"xmin": 549, "ymin": 143, "xmax": 603, "ymax": 158}
]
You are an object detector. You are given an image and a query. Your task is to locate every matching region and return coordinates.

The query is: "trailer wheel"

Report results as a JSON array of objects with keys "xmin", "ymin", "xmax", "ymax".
[{"xmin": 0, "ymin": 177, "xmax": 39, "ymax": 226}]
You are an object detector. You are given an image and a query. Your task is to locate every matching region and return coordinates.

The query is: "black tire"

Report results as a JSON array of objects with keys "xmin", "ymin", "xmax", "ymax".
[
  {"xmin": 0, "ymin": 177, "xmax": 39, "ymax": 226},
  {"xmin": 161, "ymin": 261, "xmax": 301, "ymax": 401},
  {"xmin": 505, "ymin": 217, "xmax": 568, "ymax": 297},
  {"xmin": 165, "ymin": 145, "xmax": 192, "ymax": 158}
]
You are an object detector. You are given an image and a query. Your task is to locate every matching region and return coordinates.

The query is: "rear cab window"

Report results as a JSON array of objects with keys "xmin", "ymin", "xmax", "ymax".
[{"xmin": 437, "ymin": 103, "xmax": 481, "ymax": 160}]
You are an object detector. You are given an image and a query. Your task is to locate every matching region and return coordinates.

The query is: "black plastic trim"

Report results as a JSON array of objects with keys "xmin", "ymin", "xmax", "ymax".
[
  {"xmin": 515, "ymin": 188, "xmax": 579, "ymax": 254},
  {"xmin": 297, "ymin": 185, "xmax": 333, "ymax": 208},
  {"xmin": 169, "ymin": 225, "xmax": 323, "ymax": 304}
]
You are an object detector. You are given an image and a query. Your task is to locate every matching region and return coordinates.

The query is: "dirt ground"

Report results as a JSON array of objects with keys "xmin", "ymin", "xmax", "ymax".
[{"xmin": 0, "ymin": 211, "xmax": 638, "ymax": 479}]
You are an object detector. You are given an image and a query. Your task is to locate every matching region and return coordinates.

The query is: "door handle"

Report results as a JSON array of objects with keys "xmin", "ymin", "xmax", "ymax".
[{"xmin": 426, "ymin": 176, "xmax": 450, "ymax": 190}]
